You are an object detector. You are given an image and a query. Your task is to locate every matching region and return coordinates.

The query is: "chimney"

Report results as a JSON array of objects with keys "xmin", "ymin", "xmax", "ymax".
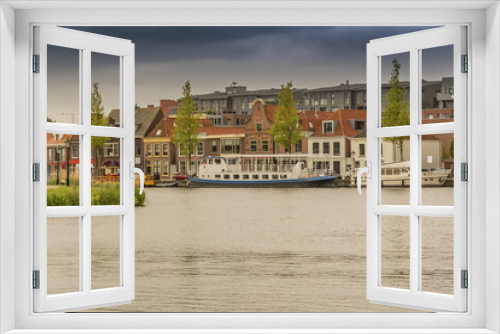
[
  {"xmin": 346, "ymin": 79, "xmax": 349, "ymax": 86},
  {"xmin": 148, "ymin": 104, "xmax": 154, "ymax": 108}
]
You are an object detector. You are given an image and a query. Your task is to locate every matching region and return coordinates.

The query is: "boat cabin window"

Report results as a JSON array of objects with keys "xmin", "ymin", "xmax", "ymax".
[
  {"xmin": 272, "ymin": 175, "xmax": 279, "ymax": 180},
  {"xmin": 252, "ymin": 175, "xmax": 259, "ymax": 180},
  {"xmin": 215, "ymin": 159, "xmax": 222, "ymax": 164},
  {"xmin": 280, "ymin": 175, "xmax": 287, "ymax": 179},
  {"xmin": 224, "ymin": 175, "xmax": 230, "ymax": 180},
  {"xmin": 209, "ymin": 159, "xmax": 213, "ymax": 165},
  {"xmin": 243, "ymin": 175, "xmax": 249, "ymax": 180},
  {"xmin": 262, "ymin": 175, "xmax": 269, "ymax": 180},
  {"xmin": 215, "ymin": 175, "xmax": 221, "ymax": 179},
  {"xmin": 233, "ymin": 175, "xmax": 240, "ymax": 180}
]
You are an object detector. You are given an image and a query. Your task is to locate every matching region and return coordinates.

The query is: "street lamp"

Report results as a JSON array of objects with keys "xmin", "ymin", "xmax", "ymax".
[{"xmin": 65, "ymin": 138, "xmax": 71, "ymax": 186}]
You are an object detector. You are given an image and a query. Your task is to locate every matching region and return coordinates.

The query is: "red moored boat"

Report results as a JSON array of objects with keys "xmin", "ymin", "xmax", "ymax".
[{"xmin": 173, "ymin": 174, "xmax": 189, "ymax": 181}]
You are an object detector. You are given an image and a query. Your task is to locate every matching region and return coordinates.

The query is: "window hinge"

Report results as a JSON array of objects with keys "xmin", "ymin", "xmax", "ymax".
[
  {"xmin": 461, "ymin": 54, "xmax": 468, "ymax": 73},
  {"xmin": 461, "ymin": 270, "xmax": 468, "ymax": 289},
  {"xmin": 33, "ymin": 54, "xmax": 40, "ymax": 73},
  {"xmin": 33, "ymin": 163, "xmax": 40, "ymax": 182},
  {"xmin": 33, "ymin": 270, "xmax": 40, "ymax": 289},
  {"xmin": 461, "ymin": 162, "xmax": 468, "ymax": 181}
]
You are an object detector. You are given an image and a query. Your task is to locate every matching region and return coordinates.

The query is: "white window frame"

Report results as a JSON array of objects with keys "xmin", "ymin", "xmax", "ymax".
[{"xmin": 1, "ymin": 2, "xmax": 497, "ymax": 333}]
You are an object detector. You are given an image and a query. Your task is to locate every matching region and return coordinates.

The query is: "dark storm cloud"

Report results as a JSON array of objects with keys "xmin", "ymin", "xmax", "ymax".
[
  {"xmin": 48, "ymin": 26, "xmax": 448, "ymax": 116},
  {"xmin": 68, "ymin": 26, "xmax": 433, "ymax": 64}
]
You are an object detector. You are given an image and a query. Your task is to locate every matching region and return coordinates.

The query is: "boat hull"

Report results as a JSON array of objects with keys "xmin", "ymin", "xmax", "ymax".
[{"xmin": 189, "ymin": 176, "xmax": 337, "ymax": 188}]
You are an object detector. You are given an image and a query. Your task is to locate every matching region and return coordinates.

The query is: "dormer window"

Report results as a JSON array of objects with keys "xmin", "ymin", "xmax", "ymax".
[
  {"xmin": 354, "ymin": 120, "xmax": 365, "ymax": 130},
  {"xmin": 323, "ymin": 121, "xmax": 333, "ymax": 134},
  {"xmin": 156, "ymin": 129, "xmax": 162, "ymax": 136},
  {"xmin": 308, "ymin": 121, "xmax": 314, "ymax": 129}
]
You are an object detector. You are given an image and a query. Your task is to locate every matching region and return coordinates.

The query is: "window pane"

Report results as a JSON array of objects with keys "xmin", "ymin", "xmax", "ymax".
[
  {"xmin": 421, "ymin": 134, "xmax": 454, "ymax": 206},
  {"xmin": 47, "ymin": 133, "xmax": 80, "ymax": 206},
  {"xmin": 381, "ymin": 52, "xmax": 410, "ymax": 128},
  {"xmin": 91, "ymin": 52, "xmax": 121, "ymax": 128},
  {"xmin": 47, "ymin": 45, "xmax": 80, "ymax": 124},
  {"xmin": 381, "ymin": 215, "xmax": 410, "ymax": 290},
  {"xmin": 421, "ymin": 45, "xmax": 454, "ymax": 123},
  {"xmin": 421, "ymin": 216, "xmax": 454, "ymax": 295},
  {"xmin": 47, "ymin": 216, "xmax": 80, "ymax": 294},
  {"xmin": 380, "ymin": 136, "xmax": 410, "ymax": 205},
  {"xmin": 91, "ymin": 137, "xmax": 120, "ymax": 206},
  {"xmin": 92, "ymin": 215, "xmax": 121, "ymax": 290}
]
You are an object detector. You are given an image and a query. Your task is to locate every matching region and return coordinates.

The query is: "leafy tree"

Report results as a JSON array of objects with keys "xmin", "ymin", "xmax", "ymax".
[
  {"xmin": 173, "ymin": 81, "xmax": 201, "ymax": 175},
  {"xmin": 448, "ymin": 137, "xmax": 454, "ymax": 159},
  {"xmin": 90, "ymin": 83, "xmax": 109, "ymax": 178},
  {"xmin": 269, "ymin": 82, "xmax": 304, "ymax": 153},
  {"xmin": 382, "ymin": 59, "xmax": 410, "ymax": 160},
  {"xmin": 47, "ymin": 116, "xmax": 55, "ymax": 122}
]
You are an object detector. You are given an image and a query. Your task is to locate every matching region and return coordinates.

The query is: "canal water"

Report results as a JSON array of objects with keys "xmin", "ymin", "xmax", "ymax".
[{"xmin": 48, "ymin": 187, "xmax": 454, "ymax": 313}]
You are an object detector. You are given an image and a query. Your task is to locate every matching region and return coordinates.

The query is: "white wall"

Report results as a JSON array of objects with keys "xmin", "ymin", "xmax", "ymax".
[
  {"xmin": 485, "ymin": 2, "xmax": 500, "ymax": 332},
  {"xmin": 0, "ymin": 2, "xmax": 16, "ymax": 333}
]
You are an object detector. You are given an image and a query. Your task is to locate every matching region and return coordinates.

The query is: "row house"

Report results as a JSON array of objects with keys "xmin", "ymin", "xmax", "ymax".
[
  {"xmin": 108, "ymin": 105, "xmax": 164, "ymax": 172},
  {"xmin": 46, "ymin": 133, "xmax": 80, "ymax": 183},
  {"xmin": 303, "ymin": 109, "xmax": 367, "ymax": 176},
  {"xmin": 144, "ymin": 117, "xmax": 245, "ymax": 179}
]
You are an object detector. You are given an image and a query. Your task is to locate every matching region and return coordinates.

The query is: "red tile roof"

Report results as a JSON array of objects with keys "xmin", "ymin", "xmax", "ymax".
[{"xmin": 47, "ymin": 133, "xmax": 78, "ymax": 145}]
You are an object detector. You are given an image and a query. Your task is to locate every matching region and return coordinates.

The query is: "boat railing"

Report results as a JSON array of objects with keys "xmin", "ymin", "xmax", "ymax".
[{"xmin": 226, "ymin": 163, "xmax": 295, "ymax": 173}]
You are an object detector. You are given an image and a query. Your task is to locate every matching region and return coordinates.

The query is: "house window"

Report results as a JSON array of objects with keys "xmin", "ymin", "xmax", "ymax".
[
  {"xmin": 162, "ymin": 160, "xmax": 169, "ymax": 175},
  {"xmin": 163, "ymin": 144, "xmax": 168, "ymax": 156},
  {"xmin": 221, "ymin": 139, "xmax": 241, "ymax": 154},
  {"xmin": 250, "ymin": 141, "xmax": 257, "ymax": 152},
  {"xmin": 323, "ymin": 142, "xmax": 330, "ymax": 154},
  {"xmin": 333, "ymin": 161, "xmax": 341, "ymax": 174},
  {"xmin": 320, "ymin": 94, "xmax": 327, "ymax": 105},
  {"xmin": 211, "ymin": 140, "xmax": 217, "ymax": 153},
  {"xmin": 154, "ymin": 144, "xmax": 160, "ymax": 156},
  {"xmin": 146, "ymin": 144, "xmax": 151, "ymax": 157},
  {"xmin": 47, "ymin": 148, "xmax": 52, "ymax": 162},
  {"xmin": 136, "ymin": 146, "xmax": 141, "ymax": 156},
  {"xmin": 359, "ymin": 143, "xmax": 365, "ymax": 156},
  {"xmin": 72, "ymin": 145, "xmax": 78, "ymax": 158},
  {"xmin": 146, "ymin": 160, "xmax": 151, "ymax": 175},
  {"xmin": 313, "ymin": 143, "xmax": 319, "ymax": 154},
  {"xmin": 154, "ymin": 160, "xmax": 161, "ymax": 175},
  {"xmin": 262, "ymin": 140, "xmax": 269, "ymax": 152},
  {"xmin": 354, "ymin": 120, "xmax": 365, "ymax": 130},
  {"xmin": 256, "ymin": 123, "xmax": 262, "ymax": 132},
  {"xmin": 197, "ymin": 142, "xmax": 204, "ymax": 156},
  {"xmin": 312, "ymin": 94, "xmax": 319, "ymax": 106},
  {"xmin": 323, "ymin": 121, "xmax": 333, "ymax": 134},
  {"xmin": 179, "ymin": 161, "xmax": 186, "ymax": 174},
  {"xmin": 333, "ymin": 142, "xmax": 340, "ymax": 156},
  {"xmin": 295, "ymin": 143, "xmax": 302, "ymax": 153}
]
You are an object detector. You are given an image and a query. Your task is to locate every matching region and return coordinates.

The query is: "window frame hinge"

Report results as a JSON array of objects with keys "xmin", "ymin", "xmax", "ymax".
[
  {"xmin": 461, "ymin": 270, "xmax": 468, "ymax": 289},
  {"xmin": 461, "ymin": 54, "xmax": 468, "ymax": 73},
  {"xmin": 461, "ymin": 162, "xmax": 468, "ymax": 181},
  {"xmin": 33, "ymin": 54, "xmax": 40, "ymax": 73},
  {"xmin": 33, "ymin": 163, "xmax": 40, "ymax": 182},
  {"xmin": 33, "ymin": 270, "xmax": 40, "ymax": 289}
]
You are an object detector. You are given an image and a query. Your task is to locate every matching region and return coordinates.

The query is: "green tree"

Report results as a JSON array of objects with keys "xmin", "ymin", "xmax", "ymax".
[
  {"xmin": 448, "ymin": 137, "xmax": 454, "ymax": 159},
  {"xmin": 173, "ymin": 81, "xmax": 201, "ymax": 175},
  {"xmin": 269, "ymin": 82, "xmax": 304, "ymax": 153},
  {"xmin": 47, "ymin": 116, "xmax": 55, "ymax": 122},
  {"xmin": 90, "ymin": 83, "xmax": 109, "ymax": 178},
  {"xmin": 382, "ymin": 59, "xmax": 410, "ymax": 160}
]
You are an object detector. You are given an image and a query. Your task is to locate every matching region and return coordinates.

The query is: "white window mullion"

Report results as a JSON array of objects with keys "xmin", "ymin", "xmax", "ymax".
[{"xmin": 409, "ymin": 47, "xmax": 420, "ymax": 295}]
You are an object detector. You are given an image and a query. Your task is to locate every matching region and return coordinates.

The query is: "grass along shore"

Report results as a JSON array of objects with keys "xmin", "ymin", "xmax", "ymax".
[{"xmin": 47, "ymin": 182, "xmax": 146, "ymax": 206}]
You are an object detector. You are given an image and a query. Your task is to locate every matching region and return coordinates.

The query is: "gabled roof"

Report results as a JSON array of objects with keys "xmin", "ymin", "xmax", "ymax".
[
  {"xmin": 108, "ymin": 106, "xmax": 163, "ymax": 138},
  {"xmin": 47, "ymin": 133, "xmax": 78, "ymax": 145}
]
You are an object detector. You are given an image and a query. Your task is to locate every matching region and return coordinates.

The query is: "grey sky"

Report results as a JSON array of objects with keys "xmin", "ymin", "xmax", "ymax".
[{"xmin": 47, "ymin": 26, "xmax": 452, "ymax": 118}]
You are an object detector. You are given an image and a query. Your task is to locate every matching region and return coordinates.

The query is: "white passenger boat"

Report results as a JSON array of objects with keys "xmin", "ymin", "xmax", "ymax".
[
  {"xmin": 349, "ymin": 161, "xmax": 451, "ymax": 187},
  {"xmin": 189, "ymin": 155, "xmax": 337, "ymax": 188}
]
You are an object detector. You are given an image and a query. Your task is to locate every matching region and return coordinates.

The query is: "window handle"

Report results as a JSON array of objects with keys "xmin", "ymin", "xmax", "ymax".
[
  {"xmin": 356, "ymin": 162, "xmax": 371, "ymax": 195},
  {"xmin": 130, "ymin": 162, "xmax": 145, "ymax": 194}
]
